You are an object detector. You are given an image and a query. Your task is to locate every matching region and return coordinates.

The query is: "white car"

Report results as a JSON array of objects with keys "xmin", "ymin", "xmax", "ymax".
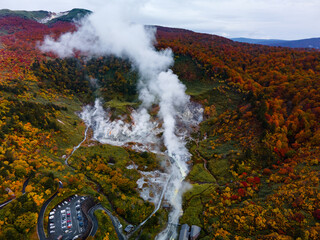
[
  {"xmin": 49, "ymin": 215, "xmax": 54, "ymax": 220},
  {"xmin": 50, "ymin": 225, "xmax": 55, "ymax": 229}
]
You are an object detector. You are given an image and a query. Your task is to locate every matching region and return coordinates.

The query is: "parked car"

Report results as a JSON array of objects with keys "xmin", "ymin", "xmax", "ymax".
[{"xmin": 49, "ymin": 215, "xmax": 54, "ymax": 220}]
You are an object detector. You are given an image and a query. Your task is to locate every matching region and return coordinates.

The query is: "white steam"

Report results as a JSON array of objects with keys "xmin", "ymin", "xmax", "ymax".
[
  {"xmin": 40, "ymin": 2, "xmax": 200, "ymax": 239},
  {"xmin": 81, "ymin": 99, "xmax": 161, "ymax": 152}
]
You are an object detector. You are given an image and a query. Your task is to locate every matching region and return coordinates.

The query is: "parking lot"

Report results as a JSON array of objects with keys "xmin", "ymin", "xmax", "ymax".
[{"xmin": 48, "ymin": 195, "xmax": 88, "ymax": 240}]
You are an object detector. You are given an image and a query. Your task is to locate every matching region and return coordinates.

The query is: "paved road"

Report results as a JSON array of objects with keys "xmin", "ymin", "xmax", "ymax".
[
  {"xmin": 22, "ymin": 178, "xmax": 30, "ymax": 194},
  {"xmin": 62, "ymin": 127, "xmax": 129, "ymax": 240},
  {"xmin": 37, "ymin": 181, "xmax": 63, "ymax": 240},
  {"xmin": 0, "ymin": 177, "xmax": 30, "ymax": 209},
  {"xmin": 89, "ymin": 204, "xmax": 127, "ymax": 240},
  {"xmin": 88, "ymin": 205, "xmax": 99, "ymax": 236},
  {"xmin": 0, "ymin": 198, "xmax": 15, "ymax": 209},
  {"xmin": 102, "ymin": 207, "xmax": 127, "ymax": 240}
]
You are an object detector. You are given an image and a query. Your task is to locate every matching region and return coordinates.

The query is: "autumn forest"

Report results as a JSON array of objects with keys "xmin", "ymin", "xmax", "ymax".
[{"xmin": 1, "ymin": 9, "xmax": 320, "ymax": 240}]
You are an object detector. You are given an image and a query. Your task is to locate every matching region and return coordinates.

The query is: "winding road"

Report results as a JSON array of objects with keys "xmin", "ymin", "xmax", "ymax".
[
  {"xmin": 63, "ymin": 126, "xmax": 128, "ymax": 239},
  {"xmin": 37, "ymin": 181, "xmax": 63, "ymax": 240},
  {"xmin": 0, "ymin": 177, "xmax": 30, "ymax": 209},
  {"xmin": 88, "ymin": 204, "xmax": 127, "ymax": 240},
  {"xmin": 63, "ymin": 124, "xmax": 170, "ymax": 240}
]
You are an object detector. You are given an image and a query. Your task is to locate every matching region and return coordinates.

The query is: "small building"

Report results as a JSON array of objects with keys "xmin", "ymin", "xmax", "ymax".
[
  {"xmin": 163, "ymin": 204, "xmax": 170, "ymax": 209},
  {"xmin": 124, "ymin": 224, "xmax": 134, "ymax": 233},
  {"xmin": 5, "ymin": 188, "xmax": 14, "ymax": 196},
  {"xmin": 190, "ymin": 225, "xmax": 201, "ymax": 240},
  {"xmin": 179, "ymin": 224, "xmax": 190, "ymax": 240}
]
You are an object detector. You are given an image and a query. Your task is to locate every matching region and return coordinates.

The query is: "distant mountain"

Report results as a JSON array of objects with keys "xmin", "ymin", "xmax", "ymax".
[
  {"xmin": 232, "ymin": 38, "xmax": 286, "ymax": 45},
  {"xmin": 232, "ymin": 37, "xmax": 320, "ymax": 49},
  {"xmin": 44, "ymin": 8, "xmax": 92, "ymax": 24},
  {"xmin": 0, "ymin": 8, "xmax": 91, "ymax": 25},
  {"xmin": 0, "ymin": 9, "xmax": 49, "ymax": 20},
  {"xmin": 272, "ymin": 38, "xmax": 320, "ymax": 49}
]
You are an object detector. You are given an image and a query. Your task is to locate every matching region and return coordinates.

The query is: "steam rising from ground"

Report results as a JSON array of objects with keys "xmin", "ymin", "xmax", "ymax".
[
  {"xmin": 40, "ymin": 2, "xmax": 202, "ymax": 239},
  {"xmin": 81, "ymin": 99, "xmax": 161, "ymax": 152}
]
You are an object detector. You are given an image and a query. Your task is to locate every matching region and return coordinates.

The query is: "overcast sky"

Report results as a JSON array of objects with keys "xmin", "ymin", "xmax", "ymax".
[{"xmin": 1, "ymin": 0, "xmax": 319, "ymax": 40}]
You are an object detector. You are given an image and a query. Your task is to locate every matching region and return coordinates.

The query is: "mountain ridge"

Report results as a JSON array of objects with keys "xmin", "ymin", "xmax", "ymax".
[
  {"xmin": 0, "ymin": 8, "xmax": 91, "ymax": 25},
  {"xmin": 1, "ymin": 8, "xmax": 319, "ymax": 49},
  {"xmin": 1, "ymin": 8, "xmax": 320, "ymax": 240},
  {"xmin": 232, "ymin": 37, "xmax": 320, "ymax": 49}
]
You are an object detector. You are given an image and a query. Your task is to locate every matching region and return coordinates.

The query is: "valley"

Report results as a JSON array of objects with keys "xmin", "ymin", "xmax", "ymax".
[{"xmin": 0, "ymin": 8, "xmax": 320, "ymax": 240}]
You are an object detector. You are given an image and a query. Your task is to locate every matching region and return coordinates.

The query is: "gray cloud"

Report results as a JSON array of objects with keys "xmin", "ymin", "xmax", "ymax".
[{"xmin": 2, "ymin": 0, "xmax": 320, "ymax": 39}]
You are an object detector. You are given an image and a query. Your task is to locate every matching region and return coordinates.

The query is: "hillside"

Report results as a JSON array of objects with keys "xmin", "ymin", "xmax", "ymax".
[
  {"xmin": 232, "ymin": 37, "xmax": 320, "ymax": 49},
  {"xmin": 0, "ymin": 8, "xmax": 91, "ymax": 25},
  {"xmin": 0, "ymin": 10, "xmax": 320, "ymax": 240}
]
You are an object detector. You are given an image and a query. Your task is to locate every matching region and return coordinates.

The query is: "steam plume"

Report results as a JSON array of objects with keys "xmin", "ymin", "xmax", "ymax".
[{"xmin": 40, "ymin": 2, "xmax": 194, "ymax": 239}]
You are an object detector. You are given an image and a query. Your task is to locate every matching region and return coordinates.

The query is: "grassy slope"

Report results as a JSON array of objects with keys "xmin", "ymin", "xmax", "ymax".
[
  {"xmin": 172, "ymin": 54, "xmax": 253, "ymax": 238},
  {"xmin": 0, "ymin": 9, "xmax": 49, "ymax": 20}
]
